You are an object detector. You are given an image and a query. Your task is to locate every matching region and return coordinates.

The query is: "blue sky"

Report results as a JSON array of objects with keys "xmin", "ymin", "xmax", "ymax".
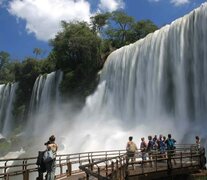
[{"xmin": 0, "ymin": 0, "xmax": 206, "ymax": 60}]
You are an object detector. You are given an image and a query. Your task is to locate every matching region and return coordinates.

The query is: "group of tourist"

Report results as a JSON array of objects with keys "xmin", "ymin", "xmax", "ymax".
[{"xmin": 126, "ymin": 134, "xmax": 201, "ymax": 166}]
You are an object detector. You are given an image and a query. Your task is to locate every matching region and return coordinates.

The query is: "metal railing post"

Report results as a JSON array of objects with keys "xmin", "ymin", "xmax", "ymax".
[
  {"xmin": 106, "ymin": 161, "xmax": 108, "ymax": 176},
  {"xmin": 4, "ymin": 161, "xmax": 7, "ymax": 180},
  {"xmin": 23, "ymin": 169, "xmax": 29, "ymax": 180},
  {"xmin": 180, "ymin": 152, "xmax": 182, "ymax": 168},
  {"xmin": 111, "ymin": 161, "xmax": 114, "ymax": 178},
  {"xmin": 155, "ymin": 154, "xmax": 157, "ymax": 172},
  {"xmin": 66, "ymin": 162, "xmax": 72, "ymax": 176},
  {"xmin": 115, "ymin": 160, "xmax": 119, "ymax": 179}
]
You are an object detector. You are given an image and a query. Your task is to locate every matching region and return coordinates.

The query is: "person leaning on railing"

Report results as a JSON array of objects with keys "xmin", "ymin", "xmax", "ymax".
[{"xmin": 166, "ymin": 134, "xmax": 176, "ymax": 166}]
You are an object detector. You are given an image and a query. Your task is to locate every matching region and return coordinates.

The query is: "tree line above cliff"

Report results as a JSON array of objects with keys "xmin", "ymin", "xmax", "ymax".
[{"xmin": 0, "ymin": 11, "xmax": 158, "ymax": 118}]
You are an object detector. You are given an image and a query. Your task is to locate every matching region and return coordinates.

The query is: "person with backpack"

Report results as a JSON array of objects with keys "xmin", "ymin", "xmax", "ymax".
[
  {"xmin": 44, "ymin": 135, "xmax": 58, "ymax": 180},
  {"xmin": 140, "ymin": 137, "xmax": 147, "ymax": 161},
  {"xmin": 126, "ymin": 136, "xmax": 138, "ymax": 167},
  {"xmin": 166, "ymin": 134, "xmax": 176, "ymax": 166}
]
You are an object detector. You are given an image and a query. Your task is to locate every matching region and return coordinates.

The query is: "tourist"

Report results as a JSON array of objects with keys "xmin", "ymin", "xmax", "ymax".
[
  {"xmin": 162, "ymin": 136, "xmax": 167, "ymax": 158},
  {"xmin": 195, "ymin": 136, "xmax": 201, "ymax": 150},
  {"xmin": 147, "ymin": 136, "xmax": 154, "ymax": 167},
  {"xmin": 166, "ymin": 134, "xmax": 176, "ymax": 166},
  {"xmin": 140, "ymin": 137, "xmax": 147, "ymax": 161},
  {"xmin": 158, "ymin": 134, "xmax": 166, "ymax": 157},
  {"xmin": 152, "ymin": 135, "xmax": 158, "ymax": 150},
  {"xmin": 126, "ymin": 136, "xmax": 138, "ymax": 167},
  {"xmin": 45, "ymin": 135, "xmax": 58, "ymax": 180}
]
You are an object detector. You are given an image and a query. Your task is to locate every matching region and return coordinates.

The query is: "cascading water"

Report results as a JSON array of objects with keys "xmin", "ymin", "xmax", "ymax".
[
  {"xmin": 27, "ymin": 70, "xmax": 63, "ymax": 137},
  {"xmin": 61, "ymin": 3, "xmax": 207, "ymax": 152},
  {"xmin": 0, "ymin": 83, "xmax": 18, "ymax": 138}
]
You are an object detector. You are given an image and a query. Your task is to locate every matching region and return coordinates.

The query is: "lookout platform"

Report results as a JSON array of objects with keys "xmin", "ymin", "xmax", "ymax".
[{"xmin": 0, "ymin": 144, "xmax": 206, "ymax": 180}]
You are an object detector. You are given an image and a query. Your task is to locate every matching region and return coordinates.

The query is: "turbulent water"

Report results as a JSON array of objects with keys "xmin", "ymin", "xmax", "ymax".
[
  {"xmin": 0, "ymin": 83, "xmax": 18, "ymax": 138},
  {"xmin": 1, "ymin": 3, "xmax": 207, "ymax": 155}
]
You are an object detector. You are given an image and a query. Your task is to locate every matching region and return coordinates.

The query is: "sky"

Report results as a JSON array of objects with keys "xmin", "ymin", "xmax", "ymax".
[{"xmin": 0, "ymin": 0, "xmax": 206, "ymax": 60}]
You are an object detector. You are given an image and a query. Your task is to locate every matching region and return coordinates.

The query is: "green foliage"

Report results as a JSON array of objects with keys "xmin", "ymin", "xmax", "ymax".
[
  {"xmin": 107, "ymin": 11, "xmax": 135, "ymax": 47},
  {"xmin": 0, "ymin": 51, "xmax": 16, "ymax": 83},
  {"xmin": 94, "ymin": 11, "xmax": 158, "ymax": 51},
  {"xmin": 50, "ymin": 21, "xmax": 101, "ymax": 69},
  {"xmin": 132, "ymin": 20, "xmax": 158, "ymax": 40},
  {"xmin": 90, "ymin": 12, "xmax": 111, "ymax": 34},
  {"xmin": 33, "ymin": 48, "xmax": 42, "ymax": 59},
  {"xmin": 50, "ymin": 21, "xmax": 102, "ymax": 99},
  {"xmin": 0, "ymin": 51, "xmax": 10, "ymax": 69}
]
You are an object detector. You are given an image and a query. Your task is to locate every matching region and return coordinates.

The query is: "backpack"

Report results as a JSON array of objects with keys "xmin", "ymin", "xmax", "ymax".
[
  {"xmin": 43, "ymin": 149, "xmax": 56, "ymax": 163},
  {"xmin": 127, "ymin": 142, "xmax": 137, "ymax": 152},
  {"xmin": 168, "ymin": 139, "xmax": 175, "ymax": 150},
  {"xmin": 36, "ymin": 151, "xmax": 46, "ymax": 173}
]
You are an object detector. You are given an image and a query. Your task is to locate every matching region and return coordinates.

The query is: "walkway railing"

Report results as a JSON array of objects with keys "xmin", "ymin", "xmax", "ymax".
[
  {"xmin": 0, "ymin": 149, "xmax": 125, "ymax": 180},
  {"xmin": 0, "ymin": 145, "xmax": 206, "ymax": 180},
  {"xmin": 79, "ymin": 144, "xmax": 206, "ymax": 180}
]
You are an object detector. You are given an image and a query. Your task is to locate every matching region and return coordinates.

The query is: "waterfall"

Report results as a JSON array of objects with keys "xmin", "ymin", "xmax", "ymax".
[
  {"xmin": 61, "ymin": 3, "xmax": 207, "ymax": 151},
  {"xmin": 99, "ymin": 3, "xmax": 207, "ymax": 123},
  {"xmin": 0, "ymin": 83, "xmax": 18, "ymax": 137},
  {"xmin": 27, "ymin": 70, "xmax": 63, "ymax": 136}
]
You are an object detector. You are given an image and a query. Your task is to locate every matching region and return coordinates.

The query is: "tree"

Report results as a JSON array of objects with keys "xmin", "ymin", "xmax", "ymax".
[
  {"xmin": 106, "ymin": 11, "xmax": 135, "ymax": 48},
  {"xmin": 50, "ymin": 21, "xmax": 101, "ymax": 70},
  {"xmin": 33, "ymin": 48, "xmax": 42, "ymax": 59},
  {"xmin": 90, "ymin": 13, "xmax": 111, "ymax": 35},
  {"xmin": 0, "ymin": 51, "xmax": 10, "ymax": 69},
  {"xmin": 49, "ymin": 21, "xmax": 102, "ymax": 97},
  {"xmin": 131, "ymin": 20, "xmax": 158, "ymax": 40}
]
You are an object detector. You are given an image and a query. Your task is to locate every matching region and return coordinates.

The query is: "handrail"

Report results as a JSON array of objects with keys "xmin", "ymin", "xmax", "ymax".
[
  {"xmin": 0, "ymin": 149, "xmax": 126, "ymax": 179},
  {"xmin": 79, "ymin": 145, "xmax": 206, "ymax": 180},
  {"xmin": 0, "ymin": 144, "xmax": 204, "ymax": 180}
]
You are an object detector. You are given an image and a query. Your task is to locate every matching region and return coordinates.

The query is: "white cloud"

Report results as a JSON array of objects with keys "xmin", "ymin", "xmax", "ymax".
[
  {"xmin": 170, "ymin": 0, "xmax": 190, "ymax": 6},
  {"xmin": 7, "ymin": 0, "xmax": 125, "ymax": 41},
  {"xmin": 148, "ymin": 0, "xmax": 160, "ymax": 2},
  {"xmin": 8, "ymin": 0, "xmax": 92, "ymax": 41},
  {"xmin": 148, "ymin": 0, "xmax": 191, "ymax": 6},
  {"xmin": 98, "ymin": 0, "xmax": 124, "ymax": 12},
  {"xmin": 0, "ymin": 0, "xmax": 5, "ymax": 5}
]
